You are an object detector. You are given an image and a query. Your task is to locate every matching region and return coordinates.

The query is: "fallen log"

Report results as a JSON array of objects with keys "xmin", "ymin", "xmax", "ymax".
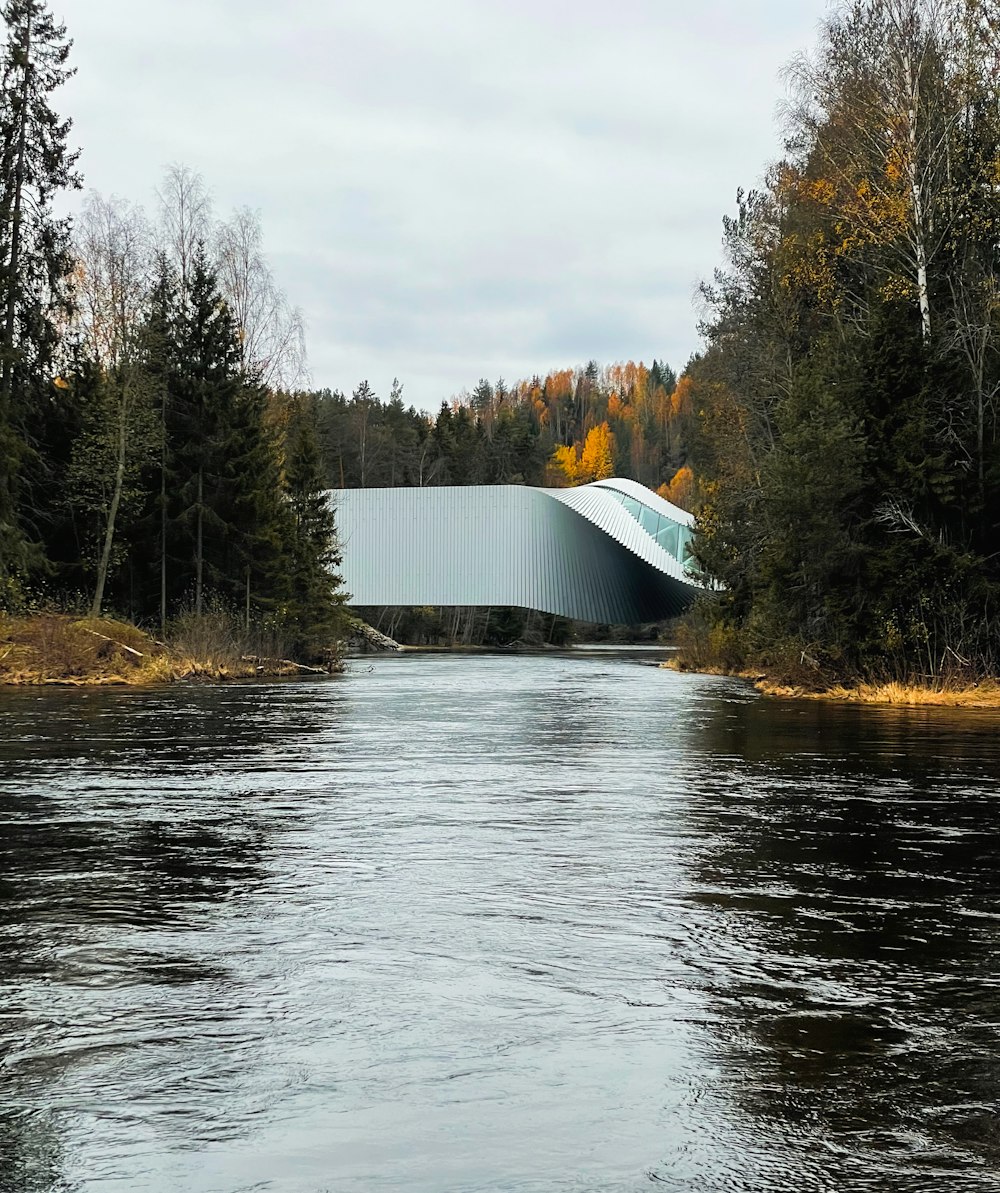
[
  {"xmin": 239, "ymin": 655, "xmax": 329, "ymax": 675},
  {"xmin": 79, "ymin": 627, "xmax": 144, "ymax": 657}
]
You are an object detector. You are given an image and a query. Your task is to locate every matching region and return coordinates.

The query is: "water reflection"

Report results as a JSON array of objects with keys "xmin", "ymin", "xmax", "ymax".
[
  {"xmin": 1, "ymin": 662, "xmax": 999, "ymax": 1192},
  {"xmin": 0, "ymin": 682, "xmax": 344, "ymax": 1193},
  {"xmin": 682, "ymin": 695, "xmax": 1000, "ymax": 1189}
]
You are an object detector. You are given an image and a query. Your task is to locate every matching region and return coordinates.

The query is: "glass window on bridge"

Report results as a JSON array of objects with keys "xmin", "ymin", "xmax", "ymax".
[
  {"xmin": 655, "ymin": 521, "xmax": 680, "ymax": 557},
  {"xmin": 602, "ymin": 485, "xmax": 690, "ymax": 562}
]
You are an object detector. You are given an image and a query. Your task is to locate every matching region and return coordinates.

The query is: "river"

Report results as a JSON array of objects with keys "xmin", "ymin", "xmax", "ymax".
[{"xmin": 1, "ymin": 651, "xmax": 999, "ymax": 1192}]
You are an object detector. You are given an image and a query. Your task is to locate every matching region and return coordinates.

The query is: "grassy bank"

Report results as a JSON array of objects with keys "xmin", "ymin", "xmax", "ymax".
[
  {"xmin": 757, "ymin": 678, "xmax": 1000, "ymax": 708},
  {"xmin": 664, "ymin": 657, "xmax": 1000, "ymax": 708},
  {"xmin": 0, "ymin": 613, "xmax": 339, "ymax": 687}
]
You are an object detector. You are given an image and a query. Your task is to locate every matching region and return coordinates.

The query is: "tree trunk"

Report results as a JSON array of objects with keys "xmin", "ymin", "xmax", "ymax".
[
  {"xmin": 902, "ymin": 44, "xmax": 932, "ymax": 342},
  {"xmin": 0, "ymin": 12, "xmax": 32, "ymax": 423},
  {"xmin": 90, "ymin": 390, "xmax": 128, "ymax": 617},
  {"xmin": 160, "ymin": 389, "xmax": 167, "ymax": 635},
  {"xmin": 195, "ymin": 466, "xmax": 204, "ymax": 615}
]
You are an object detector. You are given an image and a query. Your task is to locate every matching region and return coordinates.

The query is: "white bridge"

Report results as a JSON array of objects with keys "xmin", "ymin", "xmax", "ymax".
[{"xmin": 332, "ymin": 478, "xmax": 701, "ymax": 624}]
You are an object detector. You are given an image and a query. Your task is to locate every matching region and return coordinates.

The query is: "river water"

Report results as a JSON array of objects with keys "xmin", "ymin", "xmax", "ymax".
[{"xmin": 1, "ymin": 651, "xmax": 999, "ymax": 1192}]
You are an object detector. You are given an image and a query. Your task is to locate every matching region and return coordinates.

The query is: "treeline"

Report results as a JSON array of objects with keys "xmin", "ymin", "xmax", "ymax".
[
  {"xmin": 307, "ymin": 359, "xmax": 691, "ymax": 503},
  {"xmin": 682, "ymin": 0, "xmax": 1000, "ymax": 682},
  {"xmin": 0, "ymin": 3, "xmax": 345, "ymax": 656},
  {"xmin": 0, "ymin": 0, "xmax": 694, "ymax": 657}
]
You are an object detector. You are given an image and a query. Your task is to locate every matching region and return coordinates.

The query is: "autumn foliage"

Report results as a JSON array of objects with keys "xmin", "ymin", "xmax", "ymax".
[{"xmin": 681, "ymin": 0, "xmax": 1000, "ymax": 684}]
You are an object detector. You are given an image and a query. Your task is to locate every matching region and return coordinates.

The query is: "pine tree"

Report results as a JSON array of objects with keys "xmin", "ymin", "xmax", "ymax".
[{"xmin": 0, "ymin": 0, "xmax": 78, "ymax": 585}]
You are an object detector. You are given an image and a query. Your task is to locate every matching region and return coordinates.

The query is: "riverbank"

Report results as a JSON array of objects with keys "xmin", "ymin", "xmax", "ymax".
[
  {"xmin": 759, "ymin": 678, "xmax": 1000, "ymax": 708},
  {"xmin": 0, "ymin": 613, "xmax": 338, "ymax": 686},
  {"xmin": 664, "ymin": 658, "xmax": 1000, "ymax": 708}
]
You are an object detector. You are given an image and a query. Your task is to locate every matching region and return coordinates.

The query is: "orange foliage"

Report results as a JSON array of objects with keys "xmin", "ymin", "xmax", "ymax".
[
  {"xmin": 545, "ymin": 369, "xmax": 574, "ymax": 400},
  {"xmin": 671, "ymin": 375, "xmax": 694, "ymax": 418},
  {"xmin": 660, "ymin": 465, "xmax": 694, "ymax": 511}
]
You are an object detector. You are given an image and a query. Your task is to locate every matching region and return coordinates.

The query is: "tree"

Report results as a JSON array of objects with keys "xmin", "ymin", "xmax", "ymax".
[
  {"xmin": 283, "ymin": 401, "xmax": 349, "ymax": 656},
  {"xmin": 71, "ymin": 191, "xmax": 159, "ymax": 616},
  {"xmin": 684, "ymin": 0, "xmax": 1000, "ymax": 681},
  {"xmin": 579, "ymin": 421, "xmax": 616, "ymax": 481},
  {"xmin": 0, "ymin": 0, "xmax": 78, "ymax": 581},
  {"xmin": 214, "ymin": 205, "xmax": 306, "ymax": 389},
  {"xmin": 156, "ymin": 164, "xmax": 211, "ymax": 302},
  {"xmin": 167, "ymin": 244, "xmax": 242, "ymax": 615},
  {"xmin": 786, "ymin": 0, "xmax": 958, "ymax": 344}
]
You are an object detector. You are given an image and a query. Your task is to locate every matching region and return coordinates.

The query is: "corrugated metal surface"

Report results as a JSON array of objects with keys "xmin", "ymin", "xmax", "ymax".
[{"xmin": 331, "ymin": 479, "xmax": 700, "ymax": 624}]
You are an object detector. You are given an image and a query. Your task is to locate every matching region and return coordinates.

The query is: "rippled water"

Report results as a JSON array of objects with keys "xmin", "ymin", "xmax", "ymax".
[{"xmin": 2, "ymin": 652, "xmax": 1000, "ymax": 1192}]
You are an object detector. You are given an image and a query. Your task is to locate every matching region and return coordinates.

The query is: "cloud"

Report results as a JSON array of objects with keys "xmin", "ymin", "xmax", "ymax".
[{"xmin": 58, "ymin": 0, "xmax": 828, "ymax": 408}]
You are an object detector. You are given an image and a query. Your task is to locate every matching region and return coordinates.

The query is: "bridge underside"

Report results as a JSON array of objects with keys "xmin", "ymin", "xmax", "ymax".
[{"xmin": 332, "ymin": 480, "xmax": 700, "ymax": 625}]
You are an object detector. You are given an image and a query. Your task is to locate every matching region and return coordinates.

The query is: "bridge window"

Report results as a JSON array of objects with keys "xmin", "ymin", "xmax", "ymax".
[
  {"xmin": 655, "ymin": 521, "xmax": 680, "ymax": 556},
  {"xmin": 638, "ymin": 504, "xmax": 660, "ymax": 538},
  {"xmin": 601, "ymin": 485, "xmax": 690, "ymax": 561}
]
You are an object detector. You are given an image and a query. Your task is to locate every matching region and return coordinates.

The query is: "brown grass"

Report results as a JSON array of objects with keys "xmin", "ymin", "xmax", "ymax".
[
  {"xmin": 661, "ymin": 656, "xmax": 766, "ymax": 681},
  {"xmin": 0, "ymin": 613, "xmax": 318, "ymax": 687},
  {"xmin": 663, "ymin": 656, "xmax": 1000, "ymax": 707},
  {"xmin": 758, "ymin": 678, "xmax": 1000, "ymax": 708}
]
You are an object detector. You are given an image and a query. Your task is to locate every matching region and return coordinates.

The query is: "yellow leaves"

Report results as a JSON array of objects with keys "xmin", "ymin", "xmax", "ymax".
[
  {"xmin": 52, "ymin": 376, "xmax": 71, "ymax": 390},
  {"xmin": 801, "ymin": 176, "xmax": 837, "ymax": 208},
  {"xmin": 580, "ymin": 422, "xmax": 615, "ymax": 481},
  {"xmin": 548, "ymin": 422, "xmax": 617, "ymax": 485},
  {"xmin": 876, "ymin": 275, "xmax": 916, "ymax": 303},
  {"xmin": 549, "ymin": 442, "xmax": 581, "ymax": 485},
  {"xmin": 660, "ymin": 465, "xmax": 694, "ymax": 511}
]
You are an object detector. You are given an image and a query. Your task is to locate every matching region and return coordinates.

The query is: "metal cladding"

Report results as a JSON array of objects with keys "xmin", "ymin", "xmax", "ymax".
[{"xmin": 331, "ymin": 478, "xmax": 701, "ymax": 624}]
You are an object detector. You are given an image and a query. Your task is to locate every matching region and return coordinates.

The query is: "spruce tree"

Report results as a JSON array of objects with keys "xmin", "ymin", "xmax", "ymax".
[
  {"xmin": 221, "ymin": 380, "xmax": 289, "ymax": 625},
  {"xmin": 0, "ymin": 0, "xmax": 78, "ymax": 585},
  {"xmin": 283, "ymin": 403, "xmax": 349, "ymax": 658},
  {"xmin": 166, "ymin": 244, "xmax": 241, "ymax": 614}
]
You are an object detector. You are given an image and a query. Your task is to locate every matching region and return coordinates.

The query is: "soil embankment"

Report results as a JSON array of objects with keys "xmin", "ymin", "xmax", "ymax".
[{"xmin": 0, "ymin": 614, "xmax": 335, "ymax": 686}]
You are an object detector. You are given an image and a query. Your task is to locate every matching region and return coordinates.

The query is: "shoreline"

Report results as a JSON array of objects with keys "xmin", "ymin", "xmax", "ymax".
[
  {"xmin": 663, "ymin": 659, "xmax": 1000, "ymax": 709},
  {"xmin": 0, "ymin": 613, "xmax": 341, "ymax": 688}
]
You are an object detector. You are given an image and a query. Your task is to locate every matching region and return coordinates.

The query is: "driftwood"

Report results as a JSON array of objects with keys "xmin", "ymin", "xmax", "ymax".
[
  {"xmin": 240, "ymin": 654, "xmax": 329, "ymax": 675},
  {"xmin": 79, "ymin": 627, "xmax": 144, "ymax": 657}
]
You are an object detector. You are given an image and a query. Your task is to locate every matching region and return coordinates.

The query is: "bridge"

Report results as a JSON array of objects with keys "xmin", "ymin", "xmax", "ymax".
[{"xmin": 331, "ymin": 477, "xmax": 701, "ymax": 625}]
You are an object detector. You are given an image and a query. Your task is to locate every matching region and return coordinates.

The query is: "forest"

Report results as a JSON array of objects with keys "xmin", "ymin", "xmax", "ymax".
[
  {"xmin": 4, "ymin": 0, "xmax": 998, "ymax": 682},
  {"xmin": 678, "ymin": 0, "xmax": 1000, "ymax": 686},
  {"xmin": 0, "ymin": 1, "xmax": 350, "ymax": 662},
  {"xmin": 0, "ymin": 0, "xmax": 690, "ymax": 662}
]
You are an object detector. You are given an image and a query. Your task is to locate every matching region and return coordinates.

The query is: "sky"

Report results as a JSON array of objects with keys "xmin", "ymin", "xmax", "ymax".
[{"xmin": 58, "ymin": 0, "xmax": 830, "ymax": 410}]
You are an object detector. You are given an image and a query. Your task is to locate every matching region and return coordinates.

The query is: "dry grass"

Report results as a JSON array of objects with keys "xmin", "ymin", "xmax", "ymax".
[
  {"xmin": 663, "ymin": 655, "xmax": 1000, "ymax": 707},
  {"xmin": 759, "ymin": 678, "xmax": 1000, "ymax": 708},
  {"xmin": 661, "ymin": 656, "xmax": 766, "ymax": 681},
  {"xmin": 0, "ymin": 613, "xmax": 315, "ymax": 686}
]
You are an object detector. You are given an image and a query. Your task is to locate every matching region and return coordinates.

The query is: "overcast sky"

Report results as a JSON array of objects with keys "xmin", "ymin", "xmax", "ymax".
[{"xmin": 59, "ymin": 0, "xmax": 829, "ymax": 410}]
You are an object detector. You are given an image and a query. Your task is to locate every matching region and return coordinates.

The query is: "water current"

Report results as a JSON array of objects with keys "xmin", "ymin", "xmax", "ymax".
[{"xmin": 1, "ymin": 650, "xmax": 999, "ymax": 1192}]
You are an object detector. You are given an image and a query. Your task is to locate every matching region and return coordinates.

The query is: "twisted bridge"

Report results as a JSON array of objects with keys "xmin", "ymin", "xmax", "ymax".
[{"xmin": 332, "ymin": 478, "xmax": 700, "ymax": 625}]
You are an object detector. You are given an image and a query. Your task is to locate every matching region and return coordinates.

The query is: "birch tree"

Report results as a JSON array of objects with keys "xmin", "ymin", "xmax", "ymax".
[
  {"xmin": 787, "ymin": 0, "xmax": 957, "ymax": 342},
  {"xmin": 70, "ymin": 191, "xmax": 159, "ymax": 616},
  {"xmin": 214, "ymin": 206, "xmax": 307, "ymax": 389},
  {"xmin": 156, "ymin": 164, "xmax": 211, "ymax": 302}
]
